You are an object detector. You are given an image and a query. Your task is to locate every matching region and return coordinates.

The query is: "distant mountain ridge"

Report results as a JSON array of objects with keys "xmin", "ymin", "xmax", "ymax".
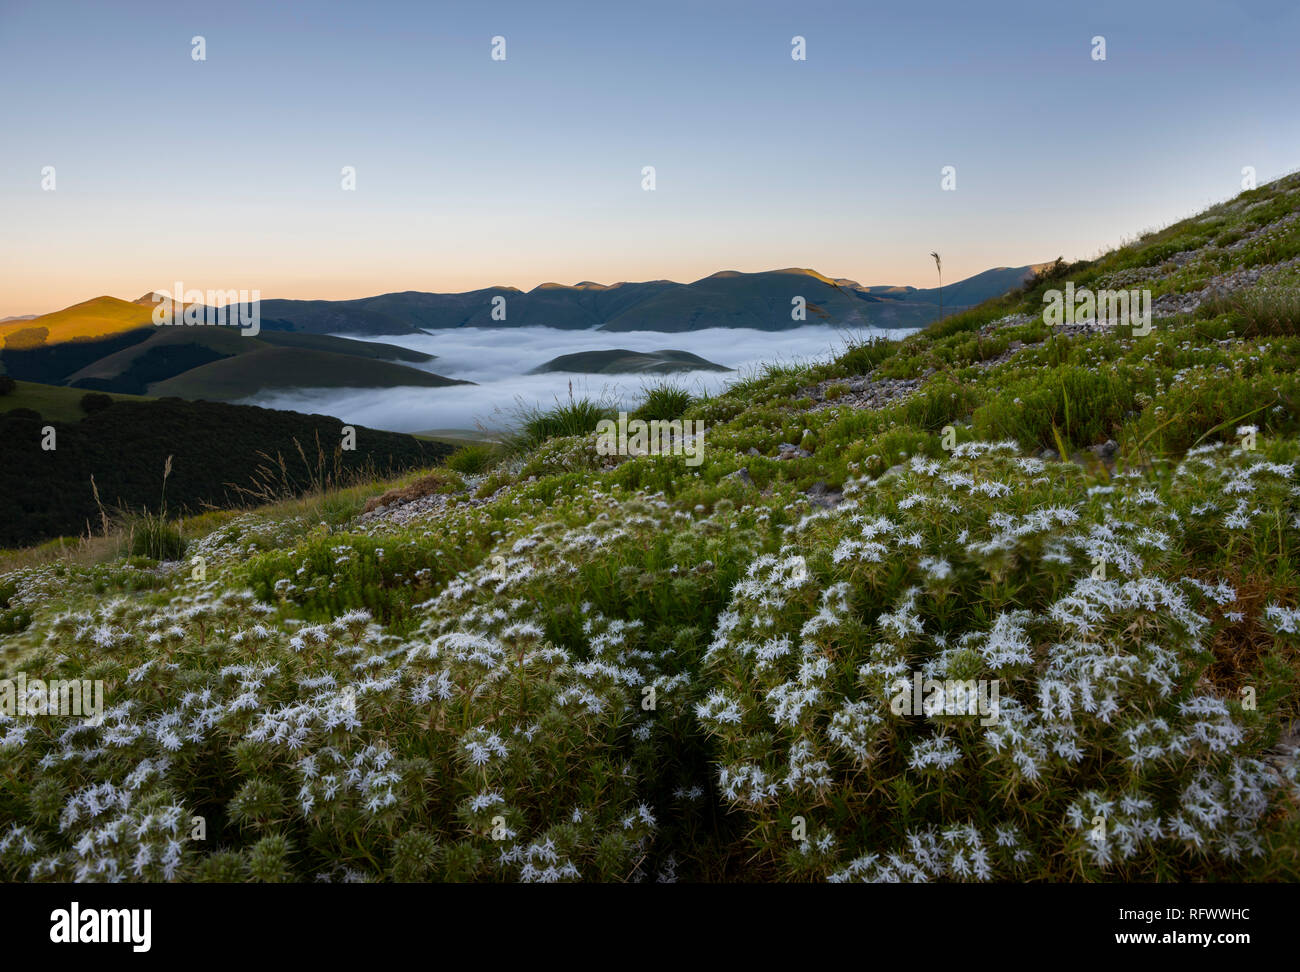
[
  {"xmin": 4, "ymin": 265, "xmax": 1049, "ymax": 344},
  {"xmin": 249, "ymin": 264, "xmax": 1048, "ymax": 336},
  {"xmin": 0, "ymin": 296, "xmax": 468, "ymax": 400}
]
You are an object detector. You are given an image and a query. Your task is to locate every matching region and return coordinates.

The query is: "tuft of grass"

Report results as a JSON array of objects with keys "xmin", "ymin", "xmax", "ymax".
[
  {"xmin": 446, "ymin": 443, "xmax": 498, "ymax": 475},
  {"xmin": 632, "ymin": 381, "xmax": 696, "ymax": 422},
  {"xmin": 127, "ymin": 515, "xmax": 186, "ymax": 561},
  {"xmin": 506, "ymin": 395, "xmax": 615, "ymax": 454},
  {"xmin": 1202, "ymin": 287, "xmax": 1300, "ymax": 337},
  {"xmin": 836, "ymin": 334, "xmax": 896, "ymax": 375},
  {"xmin": 824, "ymin": 382, "xmax": 850, "ymax": 401},
  {"xmin": 127, "ymin": 454, "xmax": 187, "ymax": 561}
]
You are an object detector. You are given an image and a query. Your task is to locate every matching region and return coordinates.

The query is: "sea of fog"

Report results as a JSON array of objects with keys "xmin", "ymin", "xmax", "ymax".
[{"xmin": 243, "ymin": 324, "xmax": 917, "ymax": 435}]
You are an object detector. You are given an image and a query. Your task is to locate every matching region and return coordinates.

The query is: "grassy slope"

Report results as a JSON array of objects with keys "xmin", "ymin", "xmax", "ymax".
[
  {"xmin": 410, "ymin": 428, "xmax": 504, "ymax": 446},
  {"xmin": 0, "ymin": 380, "xmax": 152, "ymax": 422},
  {"xmin": 57, "ymin": 326, "xmax": 446, "ymax": 398},
  {"xmin": 147, "ymin": 347, "xmax": 467, "ymax": 399},
  {"xmin": 63, "ymin": 325, "xmax": 250, "ymax": 385},
  {"xmin": 255, "ymin": 331, "xmax": 434, "ymax": 363},
  {"xmin": 1, "ymin": 295, "xmax": 440, "ymax": 399},
  {"xmin": 66, "ymin": 327, "xmax": 436, "ymax": 384},
  {"xmin": 0, "ymin": 296, "xmax": 154, "ymax": 345},
  {"xmin": 2, "ymin": 174, "xmax": 1300, "ymax": 883},
  {"xmin": 1, "ymin": 295, "xmax": 257, "ymax": 348}
]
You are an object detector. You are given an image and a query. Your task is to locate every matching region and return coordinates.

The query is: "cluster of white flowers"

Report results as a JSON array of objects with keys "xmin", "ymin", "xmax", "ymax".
[
  {"xmin": 497, "ymin": 838, "xmax": 581, "ymax": 883},
  {"xmin": 829, "ymin": 824, "xmax": 994, "ymax": 882},
  {"xmin": 700, "ymin": 440, "xmax": 1300, "ymax": 879},
  {"xmin": 1, "ymin": 493, "xmax": 725, "ymax": 883},
  {"xmin": 1264, "ymin": 602, "xmax": 1300, "ymax": 634}
]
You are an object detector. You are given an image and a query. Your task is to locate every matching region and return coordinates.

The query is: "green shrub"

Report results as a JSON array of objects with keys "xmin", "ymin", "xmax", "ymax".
[
  {"xmin": 390, "ymin": 831, "xmax": 442, "ymax": 881},
  {"xmin": 0, "ymin": 578, "xmax": 30, "ymax": 634},
  {"xmin": 447, "ymin": 443, "xmax": 497, "ymax": 475},
  {"xmin": 1226, "ymin": 288, "xmax": 1300, "ymax": 337},
  {"xmin": 508, "ymin": 396, "xmax": 614, "ymax": 453},
  {"xmin": 974, "ymin": 364, "xmax": 1135, "ymax": 451},
  {"xmin": 318, "ymin": 492, "xmax": 365, "ymax": 526},
  {"xmin": 632, "ymin": 381, "xmax": 696, "ymax": 422},
  {"xmin": 837, "ymin": 335, "xmax": 895, "ymax": 374},
  {"xmin": 824, "ymin": 382, "xmax": 850, "ymax": 400},
  {"xmin": 80, "ymin": 392, "xmax": 113, "ymax": 414},
  {"xmin": 128, "ymin": 514, "xmax": 187, "ymax": 561}
]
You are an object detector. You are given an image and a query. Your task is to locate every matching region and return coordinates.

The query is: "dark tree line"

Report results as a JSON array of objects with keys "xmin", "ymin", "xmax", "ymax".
[{"xmin": 1, "ymin": 397, "xmax": 453, "ymax": 548}]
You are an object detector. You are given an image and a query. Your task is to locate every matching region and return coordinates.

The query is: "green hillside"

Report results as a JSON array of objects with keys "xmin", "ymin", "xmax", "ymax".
[
  {"xmin": 256, "ymin": 330, "xmax": 434, "ymax": 363},
  {"xmin": 148, "ymin": 347, "xmax": 466, "ymax": 400},
  {"xmin": 0, "ymin": 380, "xmax": 152, "ymax": 423},
  {"xmin": 2, "ymin": 172, "xmax": 1300, "ymax": 883},
  {"xmin": 530, "ymin": 348, "xmax": 731, "ymax": 374},
  {"xmin": 1, "ymin": 322, "xmax": 455, "ymax": 400}
]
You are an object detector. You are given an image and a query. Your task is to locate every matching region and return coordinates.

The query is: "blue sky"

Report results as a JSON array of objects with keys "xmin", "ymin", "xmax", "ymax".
[{"xmin": 1, "ymin": 0, "xmax": 1298, "ymax": 316}]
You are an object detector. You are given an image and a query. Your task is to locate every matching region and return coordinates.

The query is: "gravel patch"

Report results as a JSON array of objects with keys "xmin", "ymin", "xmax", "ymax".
[
  {"xmin": 800, "ymin": 374, "xmax": 926, "ymax": 413},
  {"xmin": 355, "ymin": 474, "xmax": 509, "ymax": 529},
  {"xmin": 1152, "ymin": 255, "xmax": 1300, "ymax": 317}
]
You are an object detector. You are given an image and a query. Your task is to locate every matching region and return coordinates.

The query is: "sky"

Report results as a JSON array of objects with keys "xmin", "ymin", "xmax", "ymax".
[{"xmin": 2, "ymin": 0, "xmax": 1298, "ymax": 318}]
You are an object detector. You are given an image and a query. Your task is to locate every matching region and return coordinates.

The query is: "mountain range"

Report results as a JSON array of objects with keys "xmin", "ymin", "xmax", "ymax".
[
  {"xmin": 0, "ymin": 263, "xmax": 1046, "ymax": 399},
  {"xmin": 0, "ymin": 294, "xmax": 468, "ymax": 400},
  {"xmin": 2, "ymin": 265, "xmax": 1046, "ymax": 344},
  {"xmin": 248, "ymin": 264, "xmax": 1048, "ymax": 335}
]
